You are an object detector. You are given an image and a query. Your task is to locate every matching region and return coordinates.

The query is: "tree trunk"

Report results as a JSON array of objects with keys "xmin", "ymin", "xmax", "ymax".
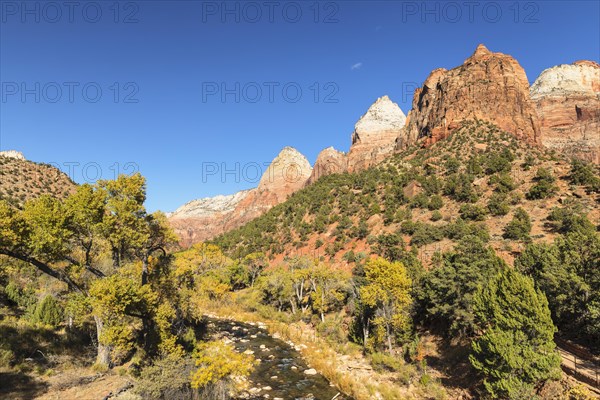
[
  {"xmin": 386, "ymin": 323, "xmax": 393, "ymax": 354},
  {"xmin": 141, "ymin": 256, "xmax": 149, "ymax": 286},
  {"xmin": 94, "ymin": 315, "xmax": 112, "ymax": 367}
]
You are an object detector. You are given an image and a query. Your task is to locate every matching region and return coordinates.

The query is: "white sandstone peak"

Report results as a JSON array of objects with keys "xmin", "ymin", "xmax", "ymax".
[
  {"xmin": 353, "ymin": 96, "xmax": 407, "ymax": 140},
  {"xmin": 0, "ymin": 150, "xmax": 25, "ymax": 160},
  {"xmin": 531, "ymin": 61, "xmax": 600, "ymax": 99},
  {"xmin": 170, "ymin": 190, "xmax": 251, "ymax": 219},
  {"xmin": 258, "ymin": 147, "xmax": 312, "ymax": 190}
]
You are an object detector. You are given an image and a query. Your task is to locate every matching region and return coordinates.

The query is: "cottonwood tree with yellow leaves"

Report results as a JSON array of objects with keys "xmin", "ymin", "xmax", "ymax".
[
  {"xmin": 358, "ymin": 257, "xmax": 413, "ymax": 353},
  {"xmin": 0, "ymin": 173, "xmax": 177, "ymax": 367}
]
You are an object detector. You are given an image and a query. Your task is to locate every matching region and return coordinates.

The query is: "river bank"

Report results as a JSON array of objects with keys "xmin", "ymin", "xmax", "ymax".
[{"xmin": 202, "ymin": 303, "xmax": 449, "ymax": 400}]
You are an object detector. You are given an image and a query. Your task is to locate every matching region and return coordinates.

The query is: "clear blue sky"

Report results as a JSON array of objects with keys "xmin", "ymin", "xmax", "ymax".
[{"xmin": 1, "ymin": 1, "xmax": 598, "ymax": 212}]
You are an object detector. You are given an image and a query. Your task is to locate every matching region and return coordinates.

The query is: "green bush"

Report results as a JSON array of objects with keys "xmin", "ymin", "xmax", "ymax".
[
  {"xmin": 410, "ymin": 193, "xmax": 430, "ymax": 209},
  {"xmin": 430, "ymin": 211, "xmax": 443, "ymax": 222},
  {"xmin": 569, "ymin": 159, "xmax": 600, "ymax": 192},
  {"xmin": 29, "ymin": 295, "xmax": 63, "ymax": 328},
  {"xmin": 427, "ymin": 195, "xmax": 444, "ymax": 211},
  {"xmin": 459, "ymin": 204, "xmax": 487, "ymax": 221},
  {"xmin": 489, "ymin": 172, "xmax": 516, "ymax": 193},
  {"xmin": 410, "ymin": 223, "xmax": 444, "ymax": 247},
  {"xmin": 526, "ymin": 168, "xmax": 558, "ymax": 200},
  {"xmin": 503, "ymin": 208, "xmax": 531, "ymax": 240},
  {"xmin": 487, "ymin": 193, "xmax": 510, "ymax": 216}
]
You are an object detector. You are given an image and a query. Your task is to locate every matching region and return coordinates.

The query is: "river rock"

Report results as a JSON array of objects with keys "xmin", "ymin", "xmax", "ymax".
[{"xmin": 303, "ymin": 368, "xmax": 318, "ymax": 375}]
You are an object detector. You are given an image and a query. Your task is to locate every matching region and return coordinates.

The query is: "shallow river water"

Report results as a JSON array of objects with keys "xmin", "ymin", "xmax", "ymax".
[{"xmin": 206, "ymin": 318, "xmax": 353, "ymax": 400}]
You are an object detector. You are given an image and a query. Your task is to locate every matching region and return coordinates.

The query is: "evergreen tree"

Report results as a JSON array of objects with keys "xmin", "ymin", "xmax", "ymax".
[
  {"xmin": 469, "ymin": 269, "xmax": 561, "ymax": 399},
  {"xmin": 30, "ymin": 295, "xmax": 63, "ymax": 328}
]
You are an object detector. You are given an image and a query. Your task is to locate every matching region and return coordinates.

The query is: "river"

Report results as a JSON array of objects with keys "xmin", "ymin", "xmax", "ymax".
[{"xmin": 206, "ymin": 318, "xmax": 353, "ymax": 400}]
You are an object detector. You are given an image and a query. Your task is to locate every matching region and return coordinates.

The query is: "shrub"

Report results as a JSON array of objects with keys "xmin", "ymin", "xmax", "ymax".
[
  {"xmin": 410, "ymin": 224, "xmax": 444, "ymax": 247},
  {"xmin": 503, "ymin": 208, "xmax": 531, "ymax": 240},
  {"xmin": 483, "ymin": 148, "xmax": 515, "ymax": 175},
  {"xmin": 487, "ymin": 193, "xmax": 510, "ymax": 216},
  {"xmin": 136, "ymin": 354, "xmax": 197, "ymax": 399},
  {"xmin": 459, "ymin": 204, "xmax": 487, "ymax": 221},
  {"xmin": 526, "ymin": 168, "xmax": 558, "ymax": 200},
  {"xmin": 30, "ymin": 295, "xmax": 63, "ymax": 328},
  {"xmin": 410, "ymin": 193, "xmax": 430, "ymax": 209},
  {"xmin": 430, "ymin": 211, "xmax": 443, "ymax": 222},
  {"xmin": 489, "ymin": 172, "xmax": 516, "ymax": 193},
  {"xmin": 427, "ymin": 195, "xmax": 444, "ymax": 211},
  {"xmin": 569, "ymin": 159, "xmax": 600, "ymax": 192}
]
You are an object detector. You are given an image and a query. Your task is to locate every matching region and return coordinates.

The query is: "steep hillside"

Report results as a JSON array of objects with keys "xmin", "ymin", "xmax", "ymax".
[
  {"xmin": 0, "ymin": 152, "xmax": 76, "ymax": 207},
  {"xmin": 213, "ymin": 120, "xmax": 599, "ymax": 268}
]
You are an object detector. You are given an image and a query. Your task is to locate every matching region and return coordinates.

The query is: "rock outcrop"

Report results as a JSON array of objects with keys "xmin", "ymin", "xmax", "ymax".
[
  {"xmin": 398, "ymin": 44, "xmax": 541, "ymax": 150},
  {"xmin": 306, "ymin": 147, "xmax": 347, "ymax": 185},
  {"xmin": 531, "ymin": 60, "xmax": 600, "ymax": 164},
  {"xmin": 224, "ymin": 147, "xmax": 312, "ymax": 230},
  {"xmin": 168, "ymin": 147, "xmax": 312, "ymax": 246},
  {"xmin": 0, "ymin": 150, "xmax": 25, "ymax": 160},
  {"xmin": 168, "ymin": 190, "xmax": 251, "ymax": 247},
  {"xmin": 348, "ymin": 96, "xmax": 406, "ymax": 172}
]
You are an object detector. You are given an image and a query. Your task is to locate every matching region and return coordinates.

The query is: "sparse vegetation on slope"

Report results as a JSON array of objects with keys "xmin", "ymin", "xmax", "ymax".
[{"xmin": 0, "ymin": 156, "xmax": 76, "ymax": 208}]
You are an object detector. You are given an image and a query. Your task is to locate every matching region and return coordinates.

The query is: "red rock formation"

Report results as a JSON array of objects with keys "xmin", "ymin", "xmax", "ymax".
[
  {"xmin": 223, "ymin": 147, "xmax": 312, "ymax": 230},
  {"xmin": 398, "ymin": 44, "xmax": 541, "ymax": 150},
  {"xmin": 306, "ymin": 147, "xmax": 347, "ymax": 185},
  {"xmin": 531, "ymin": 61, "xmax": 600, "ymax": 164},
  {"xmin": 168, "ymin": 147, "xmax": 312, "ymax": 246},
  {"xmin": 347, "ymin": 95, "xmax": 406, "ymax": 172}
]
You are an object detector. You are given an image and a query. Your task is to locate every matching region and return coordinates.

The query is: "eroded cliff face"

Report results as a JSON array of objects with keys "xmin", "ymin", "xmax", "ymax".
[
  {"xmin": 347, "ymin": 95, "xmax": 406, "ymax": 172},
  {"xmin": 398, "ymin": 44, "xmax": 541, "ymax": 150},
  {"xmin": 167, "ymin": 190, "xmax": 252, "ymax": 247},
  {"xmin": 223, "ymin": 147, "xmax": 312, "ymax": 230},
  {"xmin": 306, "ymin": 147, "xmax": 347, "ymax": 185},
  {"xmin": 531, "ymin": 60, "xmax": 600, "ymax": 164},
  {"xmin": 168, "ymin": 147, "xmax": 312, "ymax": 246}
]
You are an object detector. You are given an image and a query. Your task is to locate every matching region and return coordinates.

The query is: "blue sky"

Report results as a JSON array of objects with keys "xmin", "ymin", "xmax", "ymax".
[{"xmin": 1, "ymin": 0, "xmax": 599, "ymax": 212}]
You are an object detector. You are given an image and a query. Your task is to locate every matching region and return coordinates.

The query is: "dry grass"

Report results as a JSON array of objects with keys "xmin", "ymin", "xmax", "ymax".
[{"xmin": 203, "ymin": 300, "xmax": 448, "ymax": 400}]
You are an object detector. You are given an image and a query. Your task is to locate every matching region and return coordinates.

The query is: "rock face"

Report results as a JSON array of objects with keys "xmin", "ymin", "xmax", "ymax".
[
  {"xmin": 168, "ymin": 190, "xmax": 251, "ymax": 247},
  {"xmin": 531, "ymin": 60, "xmax": 600, "ymax": 164},
  {"xmin": 168, "ymin": 147, "xmax": 312, "ymax": 246},
  {"xmin": 225, "ymin": 147, "xmax": 312, "ymax": 230},
  {"xmin": 0, "ymin": 150, "xmax": 25, "ymax": 160},
  {"xmin": 398, "ymin": 44, "xmax": 541, "ymax": 149},
  {"xmin": 306, "ymin": 147, "xmax": 347, "ymax": 185},
  {"xmin": 347, "ymin": 95, "xmax": 406, "ymax": 172}
]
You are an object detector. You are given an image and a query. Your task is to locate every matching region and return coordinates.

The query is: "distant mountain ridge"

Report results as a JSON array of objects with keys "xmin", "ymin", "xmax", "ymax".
[{"xmin": 168, "ymin": 45, "xmax": 599, "ymax": 247}]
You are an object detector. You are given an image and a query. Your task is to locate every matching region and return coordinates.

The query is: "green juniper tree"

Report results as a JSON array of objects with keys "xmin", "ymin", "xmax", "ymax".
[{"xmin": 469, "ymin": 269, "xmax": 561, "ymax": 399}]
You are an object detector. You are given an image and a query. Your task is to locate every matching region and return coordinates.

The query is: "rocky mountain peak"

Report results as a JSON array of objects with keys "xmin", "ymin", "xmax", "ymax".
[
  {"xmin": 306, "ymin": 146, "xmax": 347, "ymax": 185},
  {"xmin": 348, "ymin": 96, "xmax": 406, "ymax": 172},
  {"xmin": 472, "ymin": 43, "xmax": 491, "ymax": 57},
  {"xmin": 0, "ymin": 150, "xmax": 25, "ymax": 160},
  {"xmin": 398, "ymin": 44, "xmax": 541, "ymax": 150},
  {"xmin": 531, "ymin": 61, "xmax": 600, "ymax": 98},
  {"xmin": 258, "ymin": 147, "xmax": 312, "ymax": 193},
  {"xmin": 169, "ymin": 190, "xmax": 251, "ymax": 219},
  {"xmin": 352, "ymin": 95, "xmax": 407, "ymax": 144}
]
